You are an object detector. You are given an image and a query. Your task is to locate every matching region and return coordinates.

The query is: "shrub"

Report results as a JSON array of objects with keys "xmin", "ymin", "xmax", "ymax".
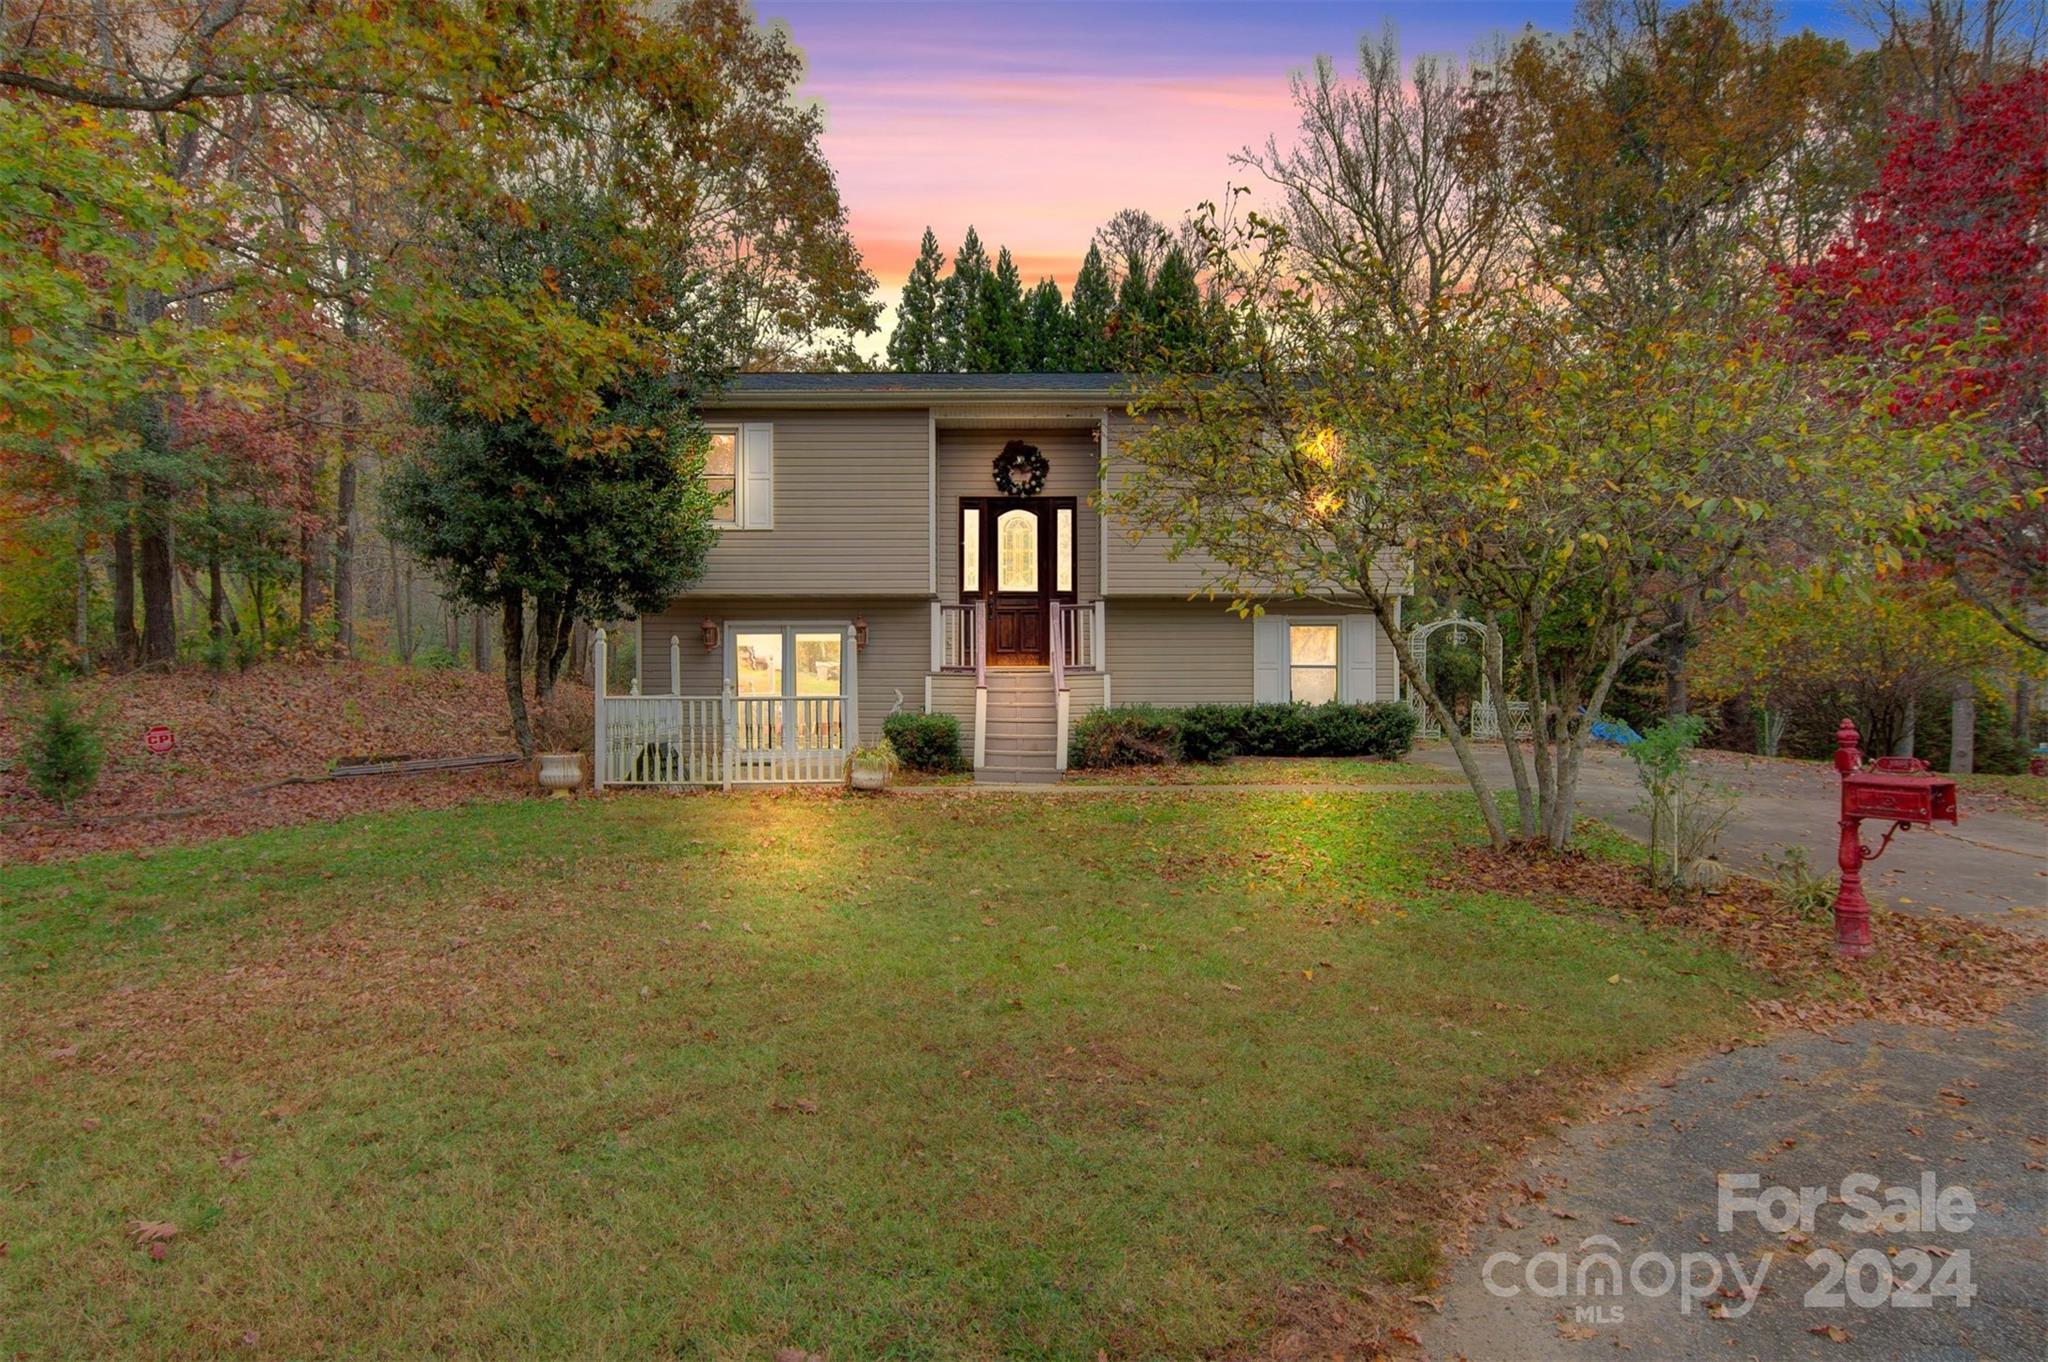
[
  {"xmin": 1177, "ymin": 703, "xmax": 1243, "ymax": 762},
  {"xmin": 413, "ymin": 643, "xmax": 460, "ymax": 671},
  {"xmin": 20, "ymin": 685, "xmax": 105, "ymax": 810},
  {"xmin": 883, "ymin": 711, "xmax": 966, "ymax": 772},
  {"xmin": 532, "ymin": 697, "xmax": 593, "ymax": 754},
  {"xmin": 1070, "ymin": 705, "xmax": 1183, "ymax": 767},
  {"xmin": 1309, "ymin": 702, "xmax": 1417, "ymax": 758}
]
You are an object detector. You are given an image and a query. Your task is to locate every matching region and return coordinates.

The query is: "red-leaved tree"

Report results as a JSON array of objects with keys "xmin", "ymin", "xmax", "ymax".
[{"xmin": 1780, "ymin": 68, "xmax": 2048, "ymax": 653}]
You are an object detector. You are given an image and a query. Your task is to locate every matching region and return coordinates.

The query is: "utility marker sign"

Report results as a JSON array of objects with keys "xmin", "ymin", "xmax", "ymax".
[{"xmin": 144, "ymin": 724, "xmax": 175, "ymax": 755}]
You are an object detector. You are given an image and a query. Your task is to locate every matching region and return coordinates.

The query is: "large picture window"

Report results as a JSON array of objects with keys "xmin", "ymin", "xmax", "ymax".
[
  {"xmin": 728, "ymin": 624, "xmax": 846, "ymax": 752},
  {"xmin": 1288, "ymin": 623, "xmax": 1339, "ymax": 704}
]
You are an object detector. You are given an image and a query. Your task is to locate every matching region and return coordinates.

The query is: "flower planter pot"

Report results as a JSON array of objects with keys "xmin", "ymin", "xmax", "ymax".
[
  {"xmin": 848, "ymin": 761, "xmax": 891, "ymax": 792},
  {"xmin": 536, "ymin": 752, "xmax": 585, "ymax": 794}
]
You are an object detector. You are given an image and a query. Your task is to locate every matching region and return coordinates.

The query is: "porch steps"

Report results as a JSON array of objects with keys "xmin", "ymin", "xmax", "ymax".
[{"xmin": 977, "ymin": 668, "xmax": 1060, "ymax": 785}]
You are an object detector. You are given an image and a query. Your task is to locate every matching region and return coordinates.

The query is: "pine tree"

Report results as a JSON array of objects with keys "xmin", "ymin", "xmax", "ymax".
[
  {"xmin": 1024, "ymin": 279, "xmax": 1072, "ymax": 371},
  {"xmin": 977, "ymin": 246, "xmax": 1027, "ymax": 371},
  {"xmin": 885, "ymin": 228, "xmax": 945, "ymax": 371},
  {"xmin": 1146, "ymin": 244, "xmax": 1202, "ymax": 364},
  {"xmin": 1068, "ymin": 244, "xmax": 1115, "ymax": 371},
  {"xmin": 933, "ymin": 226, "xmax": 990, "ymax": 371},
  {"xmin": 1112, "ymin": 255, "xmax": 1152, "ymax": 369}
]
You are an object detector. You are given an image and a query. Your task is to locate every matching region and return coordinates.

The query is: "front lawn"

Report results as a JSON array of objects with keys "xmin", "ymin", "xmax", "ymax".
[{"xmin": 2, "ymin": 789, "xmax": 1764, "ymax": 1358}]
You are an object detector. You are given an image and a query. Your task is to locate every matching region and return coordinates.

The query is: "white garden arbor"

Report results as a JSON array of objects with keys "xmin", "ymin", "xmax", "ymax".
[{"xmin": 1406, "ymin": 617, "xmax": 1533, "ymax": 741}]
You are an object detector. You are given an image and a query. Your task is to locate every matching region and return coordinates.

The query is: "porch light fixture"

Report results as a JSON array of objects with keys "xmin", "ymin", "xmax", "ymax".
[
  {"xmin": 701, "ymin": 617, "xmax": 720, "ymax": 651},
  {"xmin": 854, "ymin": 616, "xmax": 868, "ymax": 652}
]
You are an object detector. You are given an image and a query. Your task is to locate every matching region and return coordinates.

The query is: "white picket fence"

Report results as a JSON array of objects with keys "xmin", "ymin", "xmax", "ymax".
[{"xmin": 591, "ymin": 629, "xmax": 853, "ymax": 788}]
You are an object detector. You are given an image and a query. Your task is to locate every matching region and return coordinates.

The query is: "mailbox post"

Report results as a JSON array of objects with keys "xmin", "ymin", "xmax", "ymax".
[{"xmin": 1831, "ymin": 718, "xmax": 1959, "ymax": 959}]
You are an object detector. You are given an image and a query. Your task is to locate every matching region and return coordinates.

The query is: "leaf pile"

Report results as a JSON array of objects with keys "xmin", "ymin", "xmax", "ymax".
[
  {"xmin": 1433, "ymin": 844, "xmax": 2048, "ymax": 1029},
  {"xmin": 0, "ymin": 662, "xmax": 571, "ymax": 862}
]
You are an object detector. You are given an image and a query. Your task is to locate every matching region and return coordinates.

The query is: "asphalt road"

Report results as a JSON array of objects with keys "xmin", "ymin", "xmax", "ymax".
[
  {"xmin": 1421, "ymin": 996, "xmax": 2048, "ymax": 1362},
  {"xmin": 1410, "ymin": 744, "xmax": 2048, "ymax": 934}
]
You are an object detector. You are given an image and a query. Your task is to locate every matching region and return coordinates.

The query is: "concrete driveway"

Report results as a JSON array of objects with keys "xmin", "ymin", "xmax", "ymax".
[{"xmin": 1410, "ymin": 744, "xmax": 2048, "ymax": 934}]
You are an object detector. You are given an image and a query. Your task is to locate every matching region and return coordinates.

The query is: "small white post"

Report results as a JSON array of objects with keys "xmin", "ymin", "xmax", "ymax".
[
  {"xmin": 929, "ymin": 600, "xmax": 942, "ymax": 672},
  {"xmin": 1092, "ymin": 600, "xmax": 1105, "ymax": 673},
  {"xmin": 973, "ymin": 686, "xmax": 987, "ymax": 771},
  {"xmin": 592, "ymin": 628, "xmax": 608, "ymax": 791},
  {"xmin": 669, "ymin": 633, "xmax": 682, "ymax": 697}
]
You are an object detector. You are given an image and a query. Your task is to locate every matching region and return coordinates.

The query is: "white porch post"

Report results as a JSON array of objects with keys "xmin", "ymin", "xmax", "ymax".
[
  {"xmin": 844, "ymin": 622, "xmax": 860, "ymax": 752},
  {"xmin": 720, "ymin": 679, "xmax": 735, "ymax": 791},
  {"xmin": 592, "ymin": 629, "xmax": 608, "ymax": 792},
  {"xmin": 668, "ymin": 633, "xmax": 682, "ymax": 697},
  {"xmin": 929, "ymin": 600, "xmax": 942, "ymax": 673},
  {"xmin": 1055, "ymin": 689, "xmax": 1071, "ymax": 771},
  {"xmin": 1091, "ymin": 600, "xmax": 1105, "ymax": 674}
]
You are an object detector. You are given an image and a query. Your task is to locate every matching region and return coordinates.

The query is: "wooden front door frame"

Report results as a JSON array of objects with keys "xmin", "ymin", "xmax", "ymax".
[{"xmin": 960, "ymin": 495, "xmax": 1076, "ymax": 666}]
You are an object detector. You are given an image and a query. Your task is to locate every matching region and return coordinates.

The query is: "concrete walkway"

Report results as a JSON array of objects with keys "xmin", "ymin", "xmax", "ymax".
[
  {"xmin": 1421, "ymin": 996, "xmax": 2048, "ymax": 1362},
  {"xmin": 1410, "ymin": 744, "xmax": 2048, "ymax": 934}
]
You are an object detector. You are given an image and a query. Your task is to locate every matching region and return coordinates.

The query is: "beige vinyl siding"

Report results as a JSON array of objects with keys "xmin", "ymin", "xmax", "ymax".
[
  {"xmin": 1105, "ymin": 599, "xmax": 1399, "ymax": 706},
  {"xmin": 1100, "ymin": 410, "xmax": 1228, "ymax": 597},
  {"xmin": 690, "ymin": 408, "xmax": 930, "ymax": 595},
  {"xmin": 635, "ymin": 596, "xmax": 928, "ymax": 741},
  {"xmin": 935, "ymin": 426, "xmax": 1101, "ymax": 600},
  {"xmin": 928, "ymin": 674, "xmax": 978, "ymax": 756}
]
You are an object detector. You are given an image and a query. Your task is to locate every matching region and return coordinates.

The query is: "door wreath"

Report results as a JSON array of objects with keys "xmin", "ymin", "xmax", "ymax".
[{"xmin": 992, "ymin": 440, "xmax": 1048, "ymax": 497}]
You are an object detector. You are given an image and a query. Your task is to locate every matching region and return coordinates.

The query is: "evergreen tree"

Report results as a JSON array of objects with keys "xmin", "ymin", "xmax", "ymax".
[
  {"xmin": 1111, "ymin": 255, "xmax": 1152, "ymax": 369},
  {"xmin": 1068, "ymin": 243, "xmax": 1115, "ymax": 371},
  {"xmin": 885, "ymin": 227, "xmax": 945, "ymax": 371},
  {"xmin": 933, "ymin": 226, "xmax": 990, "ymax": 371},
  {"xmin": 1145, "ymin": 244, "xmax": 1203, "ymax": 364},
  {"xmin": 1024, "ymin": 279, "xmax": 1072, "ymax": 371},
  {"xmin": 977, "ymin": 246, "xmax": 1027, "ymax": 371}
]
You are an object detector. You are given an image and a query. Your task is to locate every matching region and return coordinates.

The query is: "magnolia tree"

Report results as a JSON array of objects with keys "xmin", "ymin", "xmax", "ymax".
[{"xmin": 1106, "ymin": 36, "xmax": 1988, "ymax": 852}]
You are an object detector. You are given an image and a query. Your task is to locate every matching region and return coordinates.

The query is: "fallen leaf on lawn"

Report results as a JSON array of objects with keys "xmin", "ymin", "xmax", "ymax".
[
  {"xmin": 219, "ymin": 1150, "xmax": 253, "ymax": 1177},
  {"xmin": 1392, "ymin": 1326, "xmax": 1423, "ymax": 1345},
  {"xmin": 1611, "ymin": 1215, "xmax": 1641, "ymax": 1225},
  {"xmin": 1809, "ymin": 1324, "xmax": 1853, "ymax": 1343},
  {"xmin": 1557, "ymin": 1321, "xmax": 1599, "ymax": 1340},
  {"xmin": 127, "ymin": 1221, "xmax": 178, "ymax": 1247},
  {"xmin": 1407, "ymin": 1294, "xmax": 1444, "ymax": 1312},
  {"xmin": 1549, "ymin": 1208, "xmax": 1579, "ymax": 1221},
  {"xmin": 1499, "ymin": 1209, "xmax": 1524, "ymax": 1229},
  {"xmin": 773, "ymin": 1350, "xmax": 823, "ymax": 1362},
  {"xmin": 1221, "ymin": 983, "xmax": 1242, "ymax": 993},
  {"xmin": 1606, "ymin": 974, "xmax": 1621, "ymax": 985}
]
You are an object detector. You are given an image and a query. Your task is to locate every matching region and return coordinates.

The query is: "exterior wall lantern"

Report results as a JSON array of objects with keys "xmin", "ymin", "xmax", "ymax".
[
  {"xmin": 700, "ymin": 618, "xmax": 720, "ymax": 651},
  {"xmin": 854, "ymin": 616, "xmax": 868, "ymax": 652},
  {"xmin": 1831, "ymin": 718, "xmax": 1958, "ymax": 959}
]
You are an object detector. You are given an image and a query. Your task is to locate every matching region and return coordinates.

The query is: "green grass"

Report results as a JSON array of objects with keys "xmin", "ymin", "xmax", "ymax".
[
  {"xmin": 1062, "ymin": 757, "xmax": 1462, "ymax": 786},
  {"xmin": 1954, "ymin": 769, "xmax": 2048, "ymax": 816},
  {"xmin": 1, "ymin": 789, "xmax": 1765, "ymax": 1358}
]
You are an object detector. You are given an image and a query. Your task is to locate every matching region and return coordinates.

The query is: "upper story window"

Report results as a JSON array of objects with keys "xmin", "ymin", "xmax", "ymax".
[{"xmin": 704, "ymin": 427, "xmax": 739, "ymax": 527}]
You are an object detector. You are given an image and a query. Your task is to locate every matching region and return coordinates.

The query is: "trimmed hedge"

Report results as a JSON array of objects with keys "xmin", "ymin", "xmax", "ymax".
[
  {"xmin": 1071, "ymin": 701, "xmax": 1417, "ymax": 769},
  {"xmin": 882, "ymin": 711, "xmax": 967, "ymax": 772}
]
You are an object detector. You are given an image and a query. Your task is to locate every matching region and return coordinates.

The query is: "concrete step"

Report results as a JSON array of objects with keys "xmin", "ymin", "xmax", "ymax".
[
  {"xmin": 985, "ymin": 721, "xmax": 1057, "ymax": 741},
  {"xmin": 983, "ymin": 745, "xmax": 1056, "ymax": 766},
  {"xmin": 975, "ymin": 766, "xmax": 1060, "ymax": 785}
]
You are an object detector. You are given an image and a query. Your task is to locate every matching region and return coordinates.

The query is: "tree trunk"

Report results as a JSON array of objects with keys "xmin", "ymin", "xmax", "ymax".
[
  {"xmin": 1892, "ymin": 695, "xmax": 1918, "ymax": 758},
  {"xmin": 207, "ymin": 550, "xmax": 225, "ymax": 638},
  {"xmin": 299, "ymin": 518, "xmax": 317, "ymax": 649},
  {"xmin": 110, "ymin": 494, "xmax": 138, "ymax": 669},
  {"xmin": 333, "ymin": 455, "xmax": 357, "ymax": 655},
  {"xmin": 1948, "ymin": 684, "xmax": 1975, "ymax": 775},
  {"xmin": 1663, "ymin": 626, "xmax": 1690, "ymax": 718},
  {"xmin": 472, "ymin": 610, "xmax": 490, "ymax": 673},
  {"xmin": 501, "ymin": 586, "xmax": 533, "ymax": 758},
  {"xmin": 137, "ymin": 484, "xmax": 176, "ymax": 668},
  {"xmin": 72, "ymin": 513, "xmax": 92, "ymax": 669}
]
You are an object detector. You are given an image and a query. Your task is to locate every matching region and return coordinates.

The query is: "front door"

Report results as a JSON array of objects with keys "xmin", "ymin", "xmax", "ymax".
[{"xmin": 962, "ymin": 496, "xmax": 1074, "ymax": 666}]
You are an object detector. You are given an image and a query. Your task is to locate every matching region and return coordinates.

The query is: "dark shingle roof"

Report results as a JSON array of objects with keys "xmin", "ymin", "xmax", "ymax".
[{"xmin": 704, "ymin": 372, "xmax": 1130, "ymax": 406}]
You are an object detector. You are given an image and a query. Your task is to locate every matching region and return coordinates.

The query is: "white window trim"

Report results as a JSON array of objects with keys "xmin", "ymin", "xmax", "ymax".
[
  {"xmin": 1286, "ymin": 618, "xmax": 1341, "ymax": 705},
  {"xmin": 704, "ymin": 422, "xmax": 742, "ymax": 529}
]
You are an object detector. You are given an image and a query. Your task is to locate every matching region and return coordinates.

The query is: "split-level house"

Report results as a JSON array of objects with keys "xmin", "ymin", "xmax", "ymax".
[{"xmin": 595, "ymin": 373, "xmax": 1404, "ymax": 786}]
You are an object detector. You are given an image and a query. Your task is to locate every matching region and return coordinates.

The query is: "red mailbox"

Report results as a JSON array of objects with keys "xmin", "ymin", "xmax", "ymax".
[{"xmin": 1831, "ymin": 719, "xmax": 1958, "ymax": 959}]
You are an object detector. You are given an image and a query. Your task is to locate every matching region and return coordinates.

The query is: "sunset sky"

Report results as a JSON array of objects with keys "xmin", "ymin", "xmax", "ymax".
[{"xmin": 757, "ymin": 0, "xmax": 1861, "ymax": 353}]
